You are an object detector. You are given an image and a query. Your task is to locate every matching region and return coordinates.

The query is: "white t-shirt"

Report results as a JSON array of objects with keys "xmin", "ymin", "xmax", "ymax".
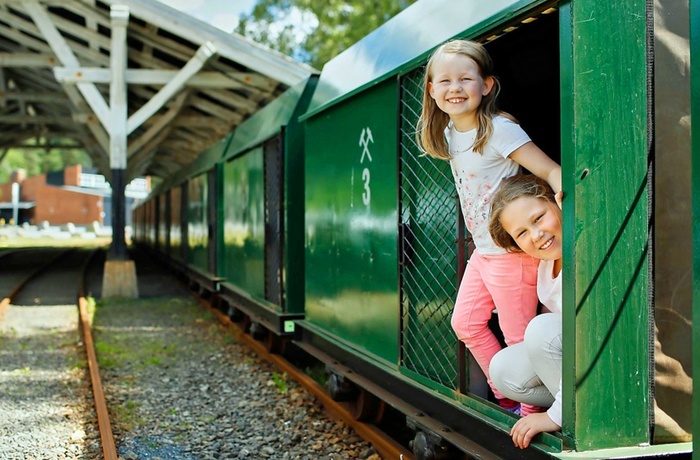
[
  {"xmin": 538, "ymin": 258, "xmax": 563, "ymax": 426},
  {"xmin": 537, "ymin": 259, "xmax": 562, "ymax": 314},
  {"xmin": 446, "ymin": 115, "xmax": 531, "ymax": 254}
]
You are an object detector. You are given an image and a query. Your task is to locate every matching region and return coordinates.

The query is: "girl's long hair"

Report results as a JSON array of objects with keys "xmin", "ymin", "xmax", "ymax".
[
  {"xmin": 488, "ymin": 174, "xmax": 557, "ymax": 252},
  {"xmin": 416, "ymin": 40, "xmax": 514, "ymax": 160}
]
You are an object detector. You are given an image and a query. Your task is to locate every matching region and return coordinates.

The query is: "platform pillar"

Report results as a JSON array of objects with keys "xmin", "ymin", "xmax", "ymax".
[
  {"xmin": 102, "ymin": 260, "xmax": 138, "ymax": 299},
  {"xmin": 101, "ymin": 5, "xmax": 136, "ymax": 301}
]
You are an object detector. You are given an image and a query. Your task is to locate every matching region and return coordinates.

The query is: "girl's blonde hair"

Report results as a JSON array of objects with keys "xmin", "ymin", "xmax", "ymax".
[
  {"xmin": 416, "ymin": 39, "xmax": 514, "ymax": 160},
  {"xmin": 488, "ymin": 174, "xmax": 557, "ymax": 252}
]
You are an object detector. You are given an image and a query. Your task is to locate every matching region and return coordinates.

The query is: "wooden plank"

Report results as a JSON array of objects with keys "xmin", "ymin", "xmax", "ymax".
[
  {"xmin": 126, "ymin": 41, "xmax": 216, "ymax": 135},
  {"xmin": 23, "ymin": 1, "xmax": 112, "ymax": 133},
  {"xmin": 109, "ymin": 4, "xmax": 128, "ymax": 169},
  {"xmin": 0, "ymin": 53, "xmax": 57, "ymax": 66},
  {"xmin": 98, "ymin": 0, "xmax": 314, "ymax": 86}
]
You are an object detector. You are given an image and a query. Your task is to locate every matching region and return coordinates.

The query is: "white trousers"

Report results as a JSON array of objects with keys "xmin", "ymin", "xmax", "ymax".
[{"xmin": 490, "ymin": 313, "xmax": 562, "ymax": 407}]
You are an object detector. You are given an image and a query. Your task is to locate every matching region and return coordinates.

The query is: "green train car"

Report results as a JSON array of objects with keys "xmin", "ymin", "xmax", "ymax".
[
  {"xmin": 298, "ymin": 0, "xmax": 693, "ymax": 458},
  {"xmin": 134, "ymin": 77, "xmax": 318, "ymax": 343},
  {"xmin": 133, "ymin": 0, "xmax": 696, "ymax": 457}
]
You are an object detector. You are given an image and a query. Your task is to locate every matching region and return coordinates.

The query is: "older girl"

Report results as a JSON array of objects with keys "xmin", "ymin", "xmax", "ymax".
[{"xmin": 417, "ymin": 39, "xmax": 561, "ymax": 414}]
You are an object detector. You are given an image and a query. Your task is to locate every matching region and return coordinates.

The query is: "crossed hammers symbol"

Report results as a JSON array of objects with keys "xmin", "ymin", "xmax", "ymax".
[{"xmin": 359, "ymin": 127, "xmax": 374, "ymax": 163}]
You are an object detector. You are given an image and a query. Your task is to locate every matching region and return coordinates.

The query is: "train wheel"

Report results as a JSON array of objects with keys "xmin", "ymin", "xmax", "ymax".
[
  {"xmin": 263, "ymin": 329, "xmax": 285, "ymax": 354},
  {"xmin": 410, "ymin": 431, "xmax": 463, "ymax": 460},
  {"xmin": 348, "ymin": 388, "xmax": 385, "ymax": 423},
  {"xmin": 249, "ymin": 321, "xmax": 266, "ymax": 340},
  {"xmin": 210, "ymin": 295, "xmax": 223, "ymax": 311},
  {"xmin": 239, "ymin": 314, "xmax": 252, "ymax": 333},
  {"xmin": 326, "ymin": 373, "xmax": 358, "ymax": 402},
  {"xmin": 227, "ymin": 304, "xmax": 244, "ymax": 322}
]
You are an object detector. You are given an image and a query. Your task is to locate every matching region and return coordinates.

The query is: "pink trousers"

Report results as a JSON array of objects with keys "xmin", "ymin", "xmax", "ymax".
[{"xmin": 451, "ymin": 249, "xmax": 539, "ymax": 399}]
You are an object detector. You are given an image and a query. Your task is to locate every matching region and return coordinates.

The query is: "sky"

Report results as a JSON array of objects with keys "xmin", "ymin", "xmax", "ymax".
[{"xmin": 155, "ymin": 0, "xmax": 257, "ymax": 32}]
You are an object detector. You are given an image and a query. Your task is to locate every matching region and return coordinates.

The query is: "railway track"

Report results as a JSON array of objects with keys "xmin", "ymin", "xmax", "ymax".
[
  {"xmin": 0, "ymin": 247, "xmax": 411, "ymax": 458},
  {"xmin": 0, "ymin": 247, "xmax": 116, "ymax": 459},
  {"xmin": 195, "ymin": 293, "xmax": 416, "ymax": 460}
]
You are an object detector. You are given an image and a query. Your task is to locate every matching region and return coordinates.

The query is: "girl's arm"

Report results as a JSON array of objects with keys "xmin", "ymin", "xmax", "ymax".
[{"xmin": 509, "ymin": 142, "xmax": 562, "ymax": 193}]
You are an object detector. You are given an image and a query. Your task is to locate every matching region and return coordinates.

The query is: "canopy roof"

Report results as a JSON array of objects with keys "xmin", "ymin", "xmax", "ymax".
[{"xmin": 0, "ymin": 0, "xmax": 317, "ymax": 181}]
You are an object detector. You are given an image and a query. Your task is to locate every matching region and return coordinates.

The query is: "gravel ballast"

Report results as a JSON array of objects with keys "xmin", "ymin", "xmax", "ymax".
[
  {"xmin": 94, "ymin": 295, "xmax": 380, "ymax": 460},
  {"xmin": 0, "ymin": 246, "xmax": 383, "ymax": 460}
]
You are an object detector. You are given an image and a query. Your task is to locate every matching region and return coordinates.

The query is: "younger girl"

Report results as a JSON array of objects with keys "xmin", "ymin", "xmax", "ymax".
[
  {"xmin": 488, "ymin": 174, "xmax": 563, "ymax": 449},
  {"xmin": 416, "ymin": 39, "xmax": 561, "ymax": 414}
]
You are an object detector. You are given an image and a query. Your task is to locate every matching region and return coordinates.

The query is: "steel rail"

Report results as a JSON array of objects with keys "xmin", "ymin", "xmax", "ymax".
[
  {"xmin": 78, "ymin": 249, "xmax": 118, "ymax": 460},
  {"xmin": 0, "ymin": 248, "xmax": 74, "ymax": 321},
  {"xmin": 0, "ymin": 248, "xmax": 118, "ymax": 460},
  {"xmin": 0, "ymin": 247, "xmax": 117, "ymax": 459},
  {"xmin": 198, "ymin": 297, "xmax": 414, "ymax": 460}
]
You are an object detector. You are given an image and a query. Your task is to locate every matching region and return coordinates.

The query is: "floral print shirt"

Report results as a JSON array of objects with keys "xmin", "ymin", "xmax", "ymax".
[{"xmin": 446, "ymin": 115, "xmax": 531, "ymax": 255}]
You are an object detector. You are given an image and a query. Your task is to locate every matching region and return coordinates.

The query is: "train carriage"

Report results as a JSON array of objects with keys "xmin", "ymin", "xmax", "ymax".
[
  {"xmin": 215, "ymin": 78, "xmax": 317, "ymax": 341},
  {"xmin": 133, "ymin": 0, "xmax": 696, "ymax": 457},
  {"xmin": 297, "ymin": 0, "xmax": 693, "ymax": 458}
]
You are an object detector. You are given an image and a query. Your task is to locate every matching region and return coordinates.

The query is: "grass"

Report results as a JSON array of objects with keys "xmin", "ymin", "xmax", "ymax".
[{"xmin": 111, "ymin": 400, "xmax": 146, "ymax": 431}]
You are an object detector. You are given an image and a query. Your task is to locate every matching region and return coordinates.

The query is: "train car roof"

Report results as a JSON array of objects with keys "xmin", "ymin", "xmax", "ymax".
[
  {"xmin": 152, "ymin": 76, "xmax": 317, "ymax": 195},
  {"xmin": 0, "ymin": 0, "xmax": 317, "ymax": 182},
  {"xmin": 303, "ymin": 0, "xmax": 552, "ymax": 118},
  {"xmin": 222, "ymin": 77, "xmax": 317, "ymax": 163}
]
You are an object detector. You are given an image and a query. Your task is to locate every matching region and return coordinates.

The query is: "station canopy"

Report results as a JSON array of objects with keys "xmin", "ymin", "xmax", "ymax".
[{"xmin": 0, "ymin": 0, "xmax": 317, "ymax": 182}]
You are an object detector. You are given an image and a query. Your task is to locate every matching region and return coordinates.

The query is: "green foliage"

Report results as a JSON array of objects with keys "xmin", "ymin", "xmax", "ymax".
[
  {"xmin": 235, "ymin": 0, "xmax": 417, "ymax": 68},
  {"xmin": 271, "ymin": 371, "xmax": 289, "ymax": 394},
  {"xmin": 0, "ymin": 138, "xmax": 92, "ymax": 184}
]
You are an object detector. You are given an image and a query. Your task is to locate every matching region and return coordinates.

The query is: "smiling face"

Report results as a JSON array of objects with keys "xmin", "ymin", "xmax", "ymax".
[
  {"xmin": 427, "ymin": 52, "xmax": 494, "ymax": 131},
  {"xmin": 499, "ymin": 196, "xmax": 563, "ymax": 265}
]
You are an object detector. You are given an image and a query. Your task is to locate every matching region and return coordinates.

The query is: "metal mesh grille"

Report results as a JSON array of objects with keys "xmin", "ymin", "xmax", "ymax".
[
  {"xmin": 399, "ymin": 68, "xmax": 463, "ymax": 390},
  {"xmin": 264, "ymin": 133, "xmax": 284, "ymax": 308}
]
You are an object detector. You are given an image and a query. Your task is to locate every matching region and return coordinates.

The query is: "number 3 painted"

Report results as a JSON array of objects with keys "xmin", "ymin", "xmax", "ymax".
[{"xmin": 362, "ymin": 167, "xmax": 370, "ymax": 206}]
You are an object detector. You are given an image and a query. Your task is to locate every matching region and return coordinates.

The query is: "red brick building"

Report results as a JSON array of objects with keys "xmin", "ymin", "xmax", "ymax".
[{"xmin": 0, "ymin": 165, "xmax": 148, "ymax": 226}]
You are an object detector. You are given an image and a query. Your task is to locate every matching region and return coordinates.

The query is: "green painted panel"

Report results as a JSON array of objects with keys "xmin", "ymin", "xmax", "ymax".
[
  {"xmin": 169, "ymin": 187, "xmax": 182, "ymax": 260},
  {"xmin": 223, "ymin": 79, "xmax": 311, "ymax": 161},
  {"xmin": 187, "ymin": 174, "xmax": 209, "ymax": 272},
  {"xmin": 691, "ymin": 0, "xmax": 700, "ymax": 456},
  {"xmin": 221, "ymin": 149, "xmax": 266, "ymax": 301},
  {"xmin": 561, "ymin": 0, "xmax": 650, "ymax": 450},
  {"xmin": 158, "ymin": 193, "xmax": 167, "ymax": 250},
  {"xmin": 284, "ymin": 77, "xmax": 318, "ymax": 314},
  {"xmin": 304, "ymin": 80, "xmax": 399, "ymax": 364}
]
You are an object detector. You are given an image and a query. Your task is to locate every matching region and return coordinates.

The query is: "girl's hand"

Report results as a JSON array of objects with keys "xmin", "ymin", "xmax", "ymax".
[
  {"xmin": 555, "ymin": 191, "xmax": 564, "ymax": 210},
  {"xmin": 509, "ymin": 412, "xmax": 561, "ymax": 449}
]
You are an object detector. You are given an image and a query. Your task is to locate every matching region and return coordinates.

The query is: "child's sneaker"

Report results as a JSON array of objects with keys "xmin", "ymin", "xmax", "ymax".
[
  {"xmin": 498, "ymin": 397, "xmax": 521, "ymax": 416},
  {"xmin": 504, "ymin": 404, "xmax": 521, "ymax": 416}
]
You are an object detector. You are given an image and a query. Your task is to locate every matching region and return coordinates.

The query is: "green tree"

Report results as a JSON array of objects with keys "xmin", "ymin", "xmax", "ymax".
[
  {"xmin": 0, "ymin": 138, "xmax": 92, "ymax": 184},
  {"xmin": 235, "ymin": 0, "xmax": 417, "ymax": 68}
]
